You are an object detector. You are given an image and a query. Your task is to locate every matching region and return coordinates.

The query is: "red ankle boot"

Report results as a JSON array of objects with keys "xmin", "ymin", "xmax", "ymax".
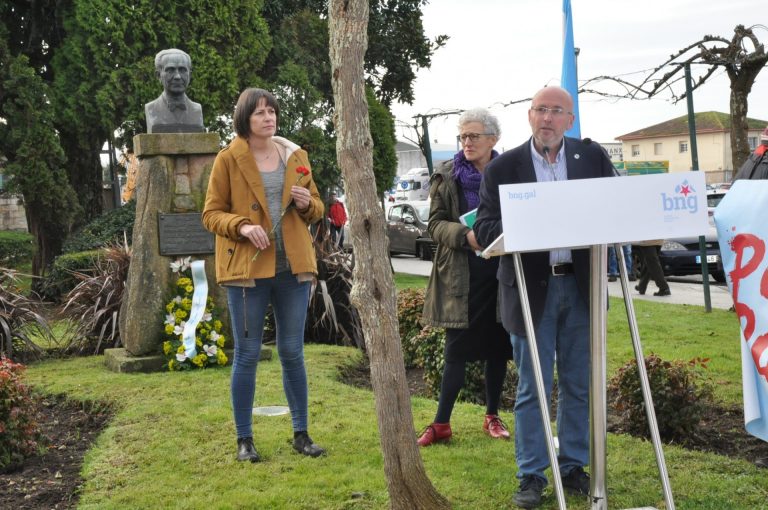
[
  {"xmin": 483, "ymin": 414, "xmax": 510, "ymax": 439},
  {"xmin": 417, "ymin": 422, "xmax": 452, "ymax": 446}
]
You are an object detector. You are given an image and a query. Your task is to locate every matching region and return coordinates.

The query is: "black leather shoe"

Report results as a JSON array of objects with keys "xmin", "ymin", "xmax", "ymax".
[
  {"xmin": 654, "ymin": 288, "xmax": 671, "ymax": 296},
  {"xmin": 608, "ymin": 275, "xmax": 617, "ymax": 282},
  {"xmin": 628, "ymin": 274, "xmax": 637, "ymax": 282},
  {"xmin": 512, "ymin": 475, "xmax": 546, "ymax": 508},
  {"xmin": 293, "ymin": 431, "xmax": 326, "ymax": 457},
  {"xmin": 562, "ymin": 466, "xmax": 590, "ymax": 495},
  {"xmin": 236, "ymin": 437, "xmax": 261, "ymax": 463},
  {"xmin": 635, "ymin": 285, "xmax": 646, "ymax": 295}
]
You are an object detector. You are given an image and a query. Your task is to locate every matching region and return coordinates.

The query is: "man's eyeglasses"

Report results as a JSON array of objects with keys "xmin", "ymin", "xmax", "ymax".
[
  {"xmin": 530, "ymin": 106, "xmax": 571, "ymax": 117},
  {"xmin": 457, "ymin": 133, "xmax": 494, "ymax": 143}
]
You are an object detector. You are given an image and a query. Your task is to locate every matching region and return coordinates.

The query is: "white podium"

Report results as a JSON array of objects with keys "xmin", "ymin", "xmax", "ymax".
[{"xmin": 488, "ymin": 171, "xmax": 708, "ymax": 510}]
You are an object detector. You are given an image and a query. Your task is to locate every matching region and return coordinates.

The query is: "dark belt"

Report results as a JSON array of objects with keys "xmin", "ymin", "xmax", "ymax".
[{"xmin": 551, "ymin": 263, "xmax": 574, "ymax": 276}]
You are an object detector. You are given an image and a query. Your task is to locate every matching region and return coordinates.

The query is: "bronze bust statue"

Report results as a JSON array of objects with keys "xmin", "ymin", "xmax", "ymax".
[{"xmin": 145, "ymin": 49, "xmax": 204, "ymax": 133}]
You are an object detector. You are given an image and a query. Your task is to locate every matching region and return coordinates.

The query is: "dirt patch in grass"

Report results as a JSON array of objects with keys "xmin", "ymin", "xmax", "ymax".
[
  {"xmin": 339, "ymin": 356, "xmax": 768, "ymax": 465},
  {"xmin": 0, "ymin": 395, "xmax": 112, "ymax": 510},
  {"xmin": 634, "ymin": 401, "xmax": 768, "ymax": 463}
]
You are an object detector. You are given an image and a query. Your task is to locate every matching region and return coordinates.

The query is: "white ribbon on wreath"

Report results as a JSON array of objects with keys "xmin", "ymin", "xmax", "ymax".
[{"xmin": 182, "ymin": 260, "xmax": 209, "ymax": 359}]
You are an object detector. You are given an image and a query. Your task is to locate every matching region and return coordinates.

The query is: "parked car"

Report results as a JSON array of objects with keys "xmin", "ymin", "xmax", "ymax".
[
  {"xmin": 708, "ymin": 182, "xmax": 732, "ymax": 191},
  {"xmin": 707, "ymin": 189, "xmax": 728, "ymax": 227},
  {"xmin": 633, "ymin": 228, "xmax": 726, "ymax": 283},
  {"xmin": 386, "ymin": 200, "xmax": 435, "ymax": 260},
  {"xmin": 338, "ymin": 198, "xmax": 388, "ymax": 252}
]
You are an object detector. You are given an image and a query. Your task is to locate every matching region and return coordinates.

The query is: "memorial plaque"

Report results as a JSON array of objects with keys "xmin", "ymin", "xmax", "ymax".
[{"xmin": 158, "ymin": 213, "xmax": 215, "ymax": 256}]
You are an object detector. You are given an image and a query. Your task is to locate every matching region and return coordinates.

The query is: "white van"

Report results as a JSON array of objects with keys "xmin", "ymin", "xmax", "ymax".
[{"xmin": 395, "ymin": 167, "xmax": 430, "ymax": 201}]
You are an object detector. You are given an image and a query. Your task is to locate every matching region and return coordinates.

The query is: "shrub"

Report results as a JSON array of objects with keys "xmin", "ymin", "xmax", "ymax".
[
  {"xmin": 608, "ymin": 353, "xmax": 713, "ymax": 443},
  {"xmin": 0, "ymin": 231, "xmax": 34, "ymax": 268},
  {"xmin": 306, "ymin": 226, "xmax": 362, "ymax": 349},
  {"xmin": 396, "ymin": 287, "xmax": 426, "ymax": 368},
  {"xmin": 0, "ymin": 268, "xmax": 50, "ymax": 362},
  {"xmin": 62, "ymin": 200, "xmax": 135, "ymax": 254},
  {"xmin": 34, "ymin": 250, "xmax": 101, "ymax": 301},
  {"xmin": 396, "ymin": 288, "xmax": 518, "ymax": 405},
  {"xmin": 61, "ymin": 242, "xmax": 131, "ymax": 355},
  {"xmin": 0, "ymin": 356, "xmax": 45, "ymax": 472},
  {"xmin": 412, "ymin": 325, "xmax": 516, "ymax": 405},
  {"xmin": 412, "ymin": 325, "xmax": 446, "ymax": 397}
]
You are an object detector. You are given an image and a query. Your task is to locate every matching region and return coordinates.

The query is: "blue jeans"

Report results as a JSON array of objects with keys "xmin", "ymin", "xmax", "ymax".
[
  {"xmin": 226, "ymin": 271, "xmax": 311, "ymax": 438},
  {"xmin": 608, "ymin": 244, "xmax": 632, "ymax": 276},
  {"xmin": 511, "ymin": 274, "xmax": 590, "ymax": 483}
]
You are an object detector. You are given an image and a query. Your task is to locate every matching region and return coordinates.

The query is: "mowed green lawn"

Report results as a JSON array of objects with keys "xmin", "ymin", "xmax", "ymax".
[{"xmin": 22, "ymin": 280, "xmax": 767, "ymax": 509}]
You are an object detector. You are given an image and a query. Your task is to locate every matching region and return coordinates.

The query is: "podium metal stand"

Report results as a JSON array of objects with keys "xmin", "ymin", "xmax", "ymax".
[
  {"xmin": 512, "ymin": 244, "xmax": 675, "ymax": 510},
  {"xmin": 493, "ymin": 170, "xmax": 708, "ymax": 508}
]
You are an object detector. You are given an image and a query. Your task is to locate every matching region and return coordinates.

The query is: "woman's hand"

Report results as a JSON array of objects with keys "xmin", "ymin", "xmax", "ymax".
[
  {"xmin": 239, "ymin": 223, "xmax": 270, "ymax": 250},
  {"xmin": 291, "ymin": 185, "xmax": 311, "ymax": 211},
  {"xmin": 466, "ymin": 230, "xmax": 483, "ymax": 251}
]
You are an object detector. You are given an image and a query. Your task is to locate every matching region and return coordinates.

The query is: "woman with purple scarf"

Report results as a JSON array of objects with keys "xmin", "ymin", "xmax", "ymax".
[{"xmin": 418, "ymin": 108, "xmax": 514, "ymax": 446}]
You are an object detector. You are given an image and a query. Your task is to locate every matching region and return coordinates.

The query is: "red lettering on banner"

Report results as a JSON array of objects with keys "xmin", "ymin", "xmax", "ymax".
[
  {"xmin": 763, "ymin": 263, "xmax": 768, "ymax": 300},
  {"xmin": 730, "ymin": 233, "xmax": 765, "ymax": 341},
  {"xmin": 752, "ymin": 334, "xmax": 768, "ymax": 380}
]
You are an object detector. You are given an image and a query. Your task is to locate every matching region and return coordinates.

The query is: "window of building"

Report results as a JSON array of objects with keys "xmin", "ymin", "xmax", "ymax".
[
  {"xmin": 749, "ymin": 136, "xmax": 758, "ymax": 150},
  {"xmin": 679, "ymin": 141, "xmax": 688, "ymax": 153},
  {"xmin": 654, "ymin": 143, "xmax": 663, "ymax": 155},
  {"xmin": 631, "ymin": 145, "xmax": 640, "ymax": 157}
]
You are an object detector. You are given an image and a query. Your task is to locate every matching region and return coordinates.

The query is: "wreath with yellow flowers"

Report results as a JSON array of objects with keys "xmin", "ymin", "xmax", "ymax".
[{"xmin": 162, "ymin": 257, "xmax": 228, "ymax": 371}]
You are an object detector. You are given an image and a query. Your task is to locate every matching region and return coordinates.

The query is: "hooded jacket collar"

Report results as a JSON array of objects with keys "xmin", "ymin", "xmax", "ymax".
[{"xmin": 228, "ymin": 136, "xmax": 305, "ymax": 212}]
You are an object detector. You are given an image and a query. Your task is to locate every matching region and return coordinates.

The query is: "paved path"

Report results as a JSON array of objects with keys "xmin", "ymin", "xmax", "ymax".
[{"xmin": 390, "ymin": 255, "xmax": 734, "ymax": 311}]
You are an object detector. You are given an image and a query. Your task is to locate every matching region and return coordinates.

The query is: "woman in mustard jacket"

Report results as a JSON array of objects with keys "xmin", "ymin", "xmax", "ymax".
[{"xmin": 203, "ymin": 88, "xmax": 325, "ymax": 462}]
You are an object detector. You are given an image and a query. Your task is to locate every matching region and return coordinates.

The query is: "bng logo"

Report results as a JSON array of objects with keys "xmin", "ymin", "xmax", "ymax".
[{"xmin": 661, "ymin": 179, "xmax": 698, "ymax": 214}]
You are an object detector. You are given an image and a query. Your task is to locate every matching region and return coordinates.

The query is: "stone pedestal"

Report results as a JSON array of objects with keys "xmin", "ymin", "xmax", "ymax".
[{"xmin": 118, "ymin": 133, "xmax": 228, "ymax": 359}]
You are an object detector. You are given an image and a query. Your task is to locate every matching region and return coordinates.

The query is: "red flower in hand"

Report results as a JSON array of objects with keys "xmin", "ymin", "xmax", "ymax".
[{"xmin": 296, "ymin": 166, "xmax": 310, "ymax": 182}]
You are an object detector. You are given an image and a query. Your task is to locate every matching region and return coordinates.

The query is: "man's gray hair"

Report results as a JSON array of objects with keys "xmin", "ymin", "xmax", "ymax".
[
  {"xmin": 155, "ymin": 49, "xmax": 192, "ymax": 73},
  {"xmin": 458, "ymin": 108, "xmax": 501, "ymax": 137}
]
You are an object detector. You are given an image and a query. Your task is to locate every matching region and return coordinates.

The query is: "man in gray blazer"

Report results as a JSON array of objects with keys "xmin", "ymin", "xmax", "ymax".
[
  {"xmin": 474, "ymin": 86, "xmax": 616, "ymax": 509},
  {"xmin": 145, "ymin": 49, "xmax": 204, "ymax": 134}
]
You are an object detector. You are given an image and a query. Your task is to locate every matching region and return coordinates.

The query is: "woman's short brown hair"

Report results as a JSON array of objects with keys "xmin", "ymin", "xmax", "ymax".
[{"xmin": 233, "ymin": 88, "xmax": 280, "ymax": 138}]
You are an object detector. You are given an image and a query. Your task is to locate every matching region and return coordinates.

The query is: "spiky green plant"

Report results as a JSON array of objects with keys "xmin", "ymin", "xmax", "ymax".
[
  {"xmin": 0, "ymin": 268, "xmax": 51, "ymax": 362},
  {"xmin": 61, "ymin": 240, "xmax": 130, "ymax": 355},
  {"xmin": 306, "ymin": 222, "xmax": 364, "ymax": 350}
]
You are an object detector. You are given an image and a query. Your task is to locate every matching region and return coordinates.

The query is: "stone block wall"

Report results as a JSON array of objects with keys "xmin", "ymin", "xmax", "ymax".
[{"xmin": 0, "ymin": 195, "xmax": 29, "ymax": 231}]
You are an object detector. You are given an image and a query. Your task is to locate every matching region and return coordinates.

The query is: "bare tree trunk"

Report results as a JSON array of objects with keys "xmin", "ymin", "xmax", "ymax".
[
  {"xmin": 26, "ymin": 209, "xmax": 64, "ymax": 276},
  {"xmin": 328, "ymin": 1, "xmax": 450, "ymax": 509},
  {"xmin": 729, "ymin": 69, "xmax": 751, "ymax": 172},
  {"xmin": 728, "ymin": 61, "xmax": 766, "ymax": 172}
]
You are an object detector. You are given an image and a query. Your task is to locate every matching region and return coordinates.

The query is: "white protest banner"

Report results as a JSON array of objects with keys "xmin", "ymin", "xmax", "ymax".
[
  {"xmin": 492, "ymin": 171, "xmax": 708, "ymax": 253},
  {"xmin": 714, "ymin": 180, "xmax": 768, "ymax": 441}
]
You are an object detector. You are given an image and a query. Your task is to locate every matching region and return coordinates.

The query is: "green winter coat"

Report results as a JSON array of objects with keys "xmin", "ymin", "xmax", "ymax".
[{"xmin": 421, "ymin": 160, "xmax": 473, "ymax": 329}]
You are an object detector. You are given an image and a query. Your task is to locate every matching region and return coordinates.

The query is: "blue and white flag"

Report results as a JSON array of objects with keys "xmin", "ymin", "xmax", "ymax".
[
  {"xmin": 714, "ymin": 180, "xmax": 768, "ymax": 442},
  {"xmin": 561, "ymin": 0, "xmax": 581, "ymax": 139}
]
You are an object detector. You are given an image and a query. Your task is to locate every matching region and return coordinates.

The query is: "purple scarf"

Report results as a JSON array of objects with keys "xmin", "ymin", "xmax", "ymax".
[{"xmin": 452, "ymin": 149, "xmax": 498, "ymax": 210}]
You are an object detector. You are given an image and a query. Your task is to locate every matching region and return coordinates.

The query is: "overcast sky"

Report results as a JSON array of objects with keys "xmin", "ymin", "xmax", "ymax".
[{"xmin": 389, "ymin": 0, "xmax": 768, "ymax": 152}]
